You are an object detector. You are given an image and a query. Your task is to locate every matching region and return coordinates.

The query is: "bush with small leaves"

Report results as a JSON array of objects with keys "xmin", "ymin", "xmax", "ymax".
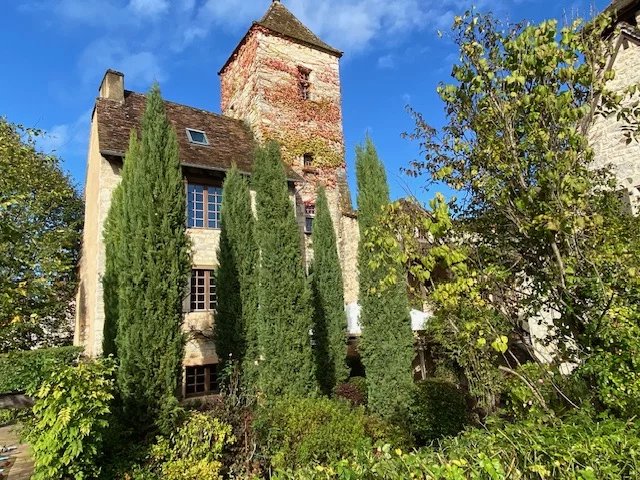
[
  {"xmin": 0, "ymin": 346, "xmax": 82, "ymax": 394},
  {"xmin": 254, "ymin": 396, "xmax": 371, "ymax": 470},
  {"xmin": 409, "ymin": 378, "xmax": 468, "ymax": 445},
  {"xmin": 273, "ymin": 410, "xmax": 640, "ymax": 479},
  {"xmin": 141, "ymin": 411, "xmax": 235, "ymax": 480},
  {"xmin": 26, "ymin": 358, "xmax": 115, "ymax": 480}
]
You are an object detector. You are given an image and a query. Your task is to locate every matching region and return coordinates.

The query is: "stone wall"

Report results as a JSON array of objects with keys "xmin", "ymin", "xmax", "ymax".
[
  {"xmin": 221, "ymin": 27, "xmax": 359, "ymax": 304},
  {"xmin": 590, "ymin": 32, "xmax": 640, "ymax": 213},
  {"xmin": 74, "ymin": 114, "xmax": 122, "ymax": 357}
]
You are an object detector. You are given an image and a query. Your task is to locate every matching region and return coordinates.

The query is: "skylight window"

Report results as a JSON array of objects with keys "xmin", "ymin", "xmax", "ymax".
[{"xmin": 186, "ymin": 128, "xmax": 209, "ymax": 145}]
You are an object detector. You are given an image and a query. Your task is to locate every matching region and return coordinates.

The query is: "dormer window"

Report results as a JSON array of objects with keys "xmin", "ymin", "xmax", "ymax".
[
  {"xmin": 303, "ymin": 153, "xmax": 314, "ymax": 167},
  {"xmin": 298, "ymin": 67, "xmax": 311, "ymax": 100},
  {"xmin": 186, "ymin": 128, "xmax": 209, "ymax": 145}
]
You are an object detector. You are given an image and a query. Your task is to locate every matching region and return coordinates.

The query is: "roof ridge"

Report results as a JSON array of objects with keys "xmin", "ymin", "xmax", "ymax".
[{"xmin": 123, "ymin": 90, "xmax": 247, "ymax": 125}]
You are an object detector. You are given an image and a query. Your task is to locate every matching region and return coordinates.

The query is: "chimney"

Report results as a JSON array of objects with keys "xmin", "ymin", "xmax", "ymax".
[{"xmin": 99, "ymin": 69, "xmax": 124, "ymax": 102}]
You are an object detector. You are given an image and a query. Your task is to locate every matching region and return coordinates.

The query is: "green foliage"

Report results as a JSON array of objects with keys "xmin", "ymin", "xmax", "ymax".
[
  {"xmin": 356, "ymin": 137, "xmax": 414, "ymax": 421},
  {"xmin": 215, "ymin": 166, "xmax": 259, "ymax": 387},
  {"xmin": 147, "ymin": 412, "xmax": 235, "ymax": 480},
  {"xmin": 254, "ymin": 396, "xmax": 371, "ymax": 470},
  {"xmin": 362, "ymin": 415, "xmax": 413, "ymax": 450},
  {"xmin": 369, "ymin": 11, "xmax": 640, "ymax": 418},
  {"xmin": 26, "ymin": 358, "xmax": 115, "ymax": 480},
  {"xmin": 0, "ymin": 345, "xmax": 82, "ymax": 393},
  {"xmin": 578, "ymin": 304, "xmax": 640, "ymax": 417},
  {"xmin": 252, "ymin": 141, "xmax": 316, "ymax": 397},
  {"xmin": 104, "ymin": 84, "xmax": 191, "ymax": 433},
  {"xmin": 0, "ymin": 118, "xmax": 83, "ymax": 352},
  {"xmin": 102, "ymin": 184, "xmax": 123, "ymax": 357},
  {"xmin": 311, "ymin": 186, "xmax": 348, "ymax": 395},
  {"xmin": 501, "ymin": 363, "xmax": 592, "ymax": 421},
  {"xmin": 0, "ymin": 408, "xmax": 15, "ymax": 426},
  {"xmin": 409, "ymin": 379, "xmax": 468, "ymax": 444},
  {"xmin": 273, "ymin": 411, "xmax": 640, "ymax": 479},
  {"xmin": 186, "ymin": 383, "xmax": 261, "ymax": 479}
]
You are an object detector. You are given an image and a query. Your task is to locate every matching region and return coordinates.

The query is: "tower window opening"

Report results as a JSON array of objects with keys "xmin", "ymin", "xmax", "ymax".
[
  {"xmin": 298, "ymin": 67, "xmax": 311, "ymax": 100},
  {"xmin": 303, "ymin": 153, "xmax": 314, "ymax": 167}
]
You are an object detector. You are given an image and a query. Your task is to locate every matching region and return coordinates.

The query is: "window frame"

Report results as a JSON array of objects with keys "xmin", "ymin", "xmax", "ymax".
[
  {"xmin": 303, "ymin": 153, "xmax": 314, "ymax": 168},
  {"xmin": 187, "ymin": 183, "xmax": 222, "ymax": 229},
  {"xmin": 298, "ymin": 66, "xmax": 311, "ymax": 100},
  {"xmin": 304, "ymin": 204, "xmax": 315, "ymax": 234},
  {"xmin": 184, "ymin": 364, "xmax": 219, "ymax": 397},
  {"xmin": 189, "ymin": 269, "xmax": 217, "ymax": 313},
  {"xmin": 185, "ymin": 128, "xmax": 209, "ymax": 146}
]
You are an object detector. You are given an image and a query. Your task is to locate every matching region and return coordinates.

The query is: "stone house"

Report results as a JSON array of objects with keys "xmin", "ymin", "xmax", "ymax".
[{"xmin": 74, "ymin": 0, "xmax": 360, "ymax": 396}]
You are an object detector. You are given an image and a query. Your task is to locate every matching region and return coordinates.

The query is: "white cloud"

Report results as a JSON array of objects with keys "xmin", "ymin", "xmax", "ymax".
[
  {"xmin": 128, "ymin": 0, "xmax": 169, "ymax": 17},
  {"xmin": 78, "ymin": 38, "xmax": 166, "ymax": 88},
  {"xmin": 377, "ymin": 54, "xmax": 395, "ymax": 69},
  {"xmin": 37, "ymin": 109, "xmax": 92, "ymax": 158}
]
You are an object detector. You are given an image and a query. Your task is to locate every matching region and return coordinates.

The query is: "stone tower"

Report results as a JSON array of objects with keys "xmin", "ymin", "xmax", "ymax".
[{"xmin": 219, "ymin": 0, "xmax": 359, "ymax": 305}]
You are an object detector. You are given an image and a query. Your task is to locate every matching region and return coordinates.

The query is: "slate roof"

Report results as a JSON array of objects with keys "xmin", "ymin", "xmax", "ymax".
[
  {"xmin": 95, "ymin": 91, "xmax": 301, "ymax": 180},
  {"xmin": 256, "ymin": 1, "xmax": 342, "ymax": 57},
  {"xmin": 219, "ymin": 0, "xmax": 341, "ymax": 74}
]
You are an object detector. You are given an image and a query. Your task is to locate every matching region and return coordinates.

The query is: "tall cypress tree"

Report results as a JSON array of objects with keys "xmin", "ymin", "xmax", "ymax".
[
  {"xmin": 215, "ymin": 165, "xmax": 259, "ymax": 386},
  {"xmin": 105, "ymin": 85, "xmax": 191, "ymax": 433},
  {"xmin": 310, "ymin": 187, "xmax": 348, "ymax": 395},
  {"xmin": 253, "ymin": 141, "xmax": 316, "ymax": 397},
  {"xmin": 356, "ymin": 137, "xmax": 414, "ymax": 420},
  {"xmin": 102, "ymin": 184, "xmax": 123, "ymax": 357}
]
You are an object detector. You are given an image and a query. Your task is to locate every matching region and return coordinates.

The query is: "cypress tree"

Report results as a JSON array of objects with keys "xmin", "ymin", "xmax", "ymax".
[
  {"xmin": 310, "ymin": 186, "xmax": 348, "ymax": 395},
  {"xmin": 356, "ymin": 137, "xmax": 414, "ymax": 420},
  {"xmin": 215, "ymin": 165, "xmax": 259, "ymax": 386},
  {"xmin": 105, "ymin": 85, "xmax": 191, "ymax": 433},
  {"xmin": 252, "ymin": 141, "xmax": 316, "ymax": 397},
  {"xmin": 102, "ymin": 185, "xmax": 123, "ymax": 357}
]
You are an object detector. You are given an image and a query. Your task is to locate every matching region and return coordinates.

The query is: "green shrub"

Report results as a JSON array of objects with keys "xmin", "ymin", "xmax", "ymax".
[
  {"xmin": 409, "ymin": 378, "xmax": 468, "ymax": 444},
  {"xmin": 26, "ymin": 358, "xmax": 115, "ymax": 480},
  {"xmin": 147, "ymin": 412, "xmax": 235, "ymax": 480},
  {"xmin": 0, "ymin": 408, "xmax": 15, "ymax": 426},
  {"xmin": 363, "ymin": 415, "xmax": 413, "ymax": 450},
  {"xmin": 274, "ymin": 411, "xmax": 640, "ymax": 479},
  {"xmin": 502, "ymin": 363, "xmax": 593, "ymax": 420},
  {"xmin": 187, "ymin": 392, "xmax": 261, "ymax": 479},
  {"xmin": 0, "ymin": 346, "xmax": 82, "ymax": 393},
  {"xmin": 254, "ymin": 396, "xmax": 372, "ymax": 470}
]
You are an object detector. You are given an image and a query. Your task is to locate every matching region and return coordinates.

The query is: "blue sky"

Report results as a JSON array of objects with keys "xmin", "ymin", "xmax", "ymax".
[{"xmin": 0, "ymin": 0, "xmax": 607, "ymax": 204}]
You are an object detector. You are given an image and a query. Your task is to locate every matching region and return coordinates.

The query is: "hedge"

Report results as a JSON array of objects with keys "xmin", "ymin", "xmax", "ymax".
[{"xmin": 0, "ymin": 346, "xmax": 83, "ymax": 393}]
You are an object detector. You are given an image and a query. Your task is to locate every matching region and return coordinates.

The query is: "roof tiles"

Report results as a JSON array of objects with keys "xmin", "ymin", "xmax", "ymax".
[{"xmin": 96, "ymin": 91, "xmax": 301, "ymax": 180}]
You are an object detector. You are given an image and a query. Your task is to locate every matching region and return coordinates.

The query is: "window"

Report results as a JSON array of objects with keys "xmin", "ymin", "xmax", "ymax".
[
  {"xmin": 190, "ymin": 269, "xmax": 217, "ymax": 312},
  {"xmin": 298, "ymin": 67, "xmax": 311, "ymax": 100},
  {"xmin": 303, "ymin": 153, "xmax": 314, "ymax": 168},
  {"xmin": 186, "ymin": 128, "xmax": 209, "ymax": 145},
  {"xmin": 187, "ymin": 184, "xmax": 222, "ymax": 229},
  {"xmin": 304, "ymin": 204, "xmax": 315, "ymax": 234},
  {"xmin": 185, "ymin": 364, "xmax": 218, "ymax": 396}
]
